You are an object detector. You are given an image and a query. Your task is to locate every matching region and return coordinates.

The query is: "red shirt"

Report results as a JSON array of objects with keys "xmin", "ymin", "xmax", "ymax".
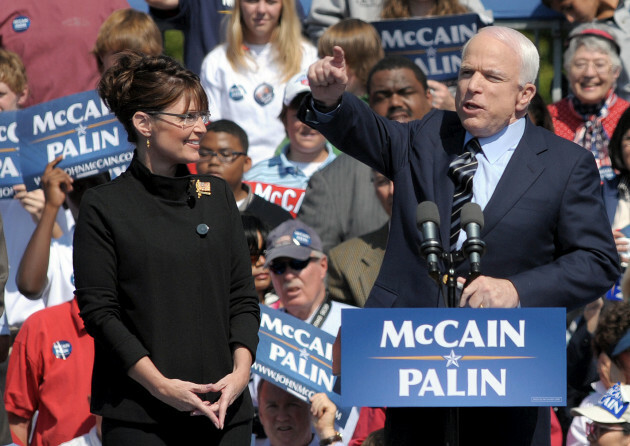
[
  {"xmin": 0, "ymin": 0, "xmax": 129, "ymax": 106},
  {"xmin": 4, "ymin": 300, "xmax": 95, "ymax": 446}
]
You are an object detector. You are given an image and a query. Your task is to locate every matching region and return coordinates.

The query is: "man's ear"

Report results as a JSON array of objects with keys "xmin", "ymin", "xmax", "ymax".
[
  {"xmin": 132, "ymin": 111, "xmax": 152, "ymax": 138},
  {"xmin": 242, "ymin": 156, "xmax": 252, "ymax": 174},
  {"xmin": 517, "ymin": 83, "xmax": 537, "ymax": 115},
  {"xmin": 319, "ymin": 255, "xmax": 328, "ymax": 279}
]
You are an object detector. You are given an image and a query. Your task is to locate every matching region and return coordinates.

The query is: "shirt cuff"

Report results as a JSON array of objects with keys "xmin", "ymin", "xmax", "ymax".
[{"xmin": 308, "ymin": 98, "xmax": 341, "ymax": 123}]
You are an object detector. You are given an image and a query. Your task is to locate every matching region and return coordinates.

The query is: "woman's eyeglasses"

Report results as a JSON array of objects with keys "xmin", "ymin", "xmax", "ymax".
[
  {"xmin": 146, "ymin": 111, "xmax": 212, "ymax": 127},
  {"xmin": 570, "ymin": 59, "xmax": 612, "ymax": 76},
  {"xmin": 269, "ymin": 257, "xmax": 317, "ymax": 275},
  {"xmin": 586, "ymin": 422, "xmax": 627, "ymax": 442},
  {"xmin": 199, "ymin": 148, "xmax": 247, "ymax": 164}
]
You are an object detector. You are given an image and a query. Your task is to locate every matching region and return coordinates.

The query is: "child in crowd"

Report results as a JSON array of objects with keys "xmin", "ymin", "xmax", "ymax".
[
  {"xmin": 92, "ymin": 8, "xmax": 163, "ymax": 74},
  {"xmin": 244, "ymin": 73, "xmax": 336, "ymax": 189},
  {"xmin": 316, "ymin": 19, "xmax": 384, "ymax": 100},
  {"xmin": 196, "ymin": 119, "xmax": 293, "ymax": 229}
]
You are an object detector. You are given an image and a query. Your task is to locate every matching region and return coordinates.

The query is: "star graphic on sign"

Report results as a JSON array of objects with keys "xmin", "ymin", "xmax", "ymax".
[
  {"xmin": 76, "ymin": 124, "xmax": 88, "ymax": 136},
  {"xmin": 299, "ymin": 348, "xmax": 310, "ymax": 360},
  {"xmin": 443, "ymin": 350, "xmax": 462, "ymax": 368},
  {"xmin": 426, "ymin": 47, "xmax": 437, "ymax": 58}
]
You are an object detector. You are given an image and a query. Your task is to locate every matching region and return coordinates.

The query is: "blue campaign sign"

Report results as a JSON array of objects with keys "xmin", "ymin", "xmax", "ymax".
[
  {"xmin": 16, "ymin": 90, "xmax": 133, "ymax": 190},
  {"xmin": 0, "ymin": 110, "xmax": 22, "ymax": 199},
  {"xmin": 252, "ymin": 305, "xmax": 352, "ymax": 426},
  {"xmin": 371, "ymin": 14, "xmax": 484, "ymax": 83},
  {"xmin": 341, "ymin": 308, "xmax": 566, "ymax": 408}
]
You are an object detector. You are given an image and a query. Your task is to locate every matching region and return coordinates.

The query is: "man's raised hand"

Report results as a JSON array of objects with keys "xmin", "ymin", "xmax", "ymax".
[{"xmin": 307, "ymin": 46, "xmax": 348, "ymax": 108}]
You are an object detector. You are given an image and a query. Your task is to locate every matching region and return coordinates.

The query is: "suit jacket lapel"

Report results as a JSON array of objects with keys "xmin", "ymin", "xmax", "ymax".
[{"xmin": 482, "ymin": 121, "xmax": 547, "ymax": 236}]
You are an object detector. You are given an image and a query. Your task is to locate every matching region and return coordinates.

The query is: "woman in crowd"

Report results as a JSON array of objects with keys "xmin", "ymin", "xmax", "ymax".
[
  {"xmin": 200, "ymin": 0, "xmax": 317, "ymax": 166},
  {"xmin": 73, "ymin": 51, "xmax": 260, "ymax": 445},
  {"xmin": 548, "ymin": 23, "xmax": 629, "ymax": 181},
  {"xmin": 603, "ymin": 107, "xmax": 630, "ymax": 266},
  {"xmin": 241, "ymin": 213, "xmax": 279, "ymax": 308},
  {"xmin": 316, "ymin": 19, "xmax": 384, "ymax": 101}
]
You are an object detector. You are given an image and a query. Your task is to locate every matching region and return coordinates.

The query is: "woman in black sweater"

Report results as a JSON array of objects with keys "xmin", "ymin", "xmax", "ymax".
[{"xmin": 73, "ymin": 51, "xmax": 260, "ymax": 445}]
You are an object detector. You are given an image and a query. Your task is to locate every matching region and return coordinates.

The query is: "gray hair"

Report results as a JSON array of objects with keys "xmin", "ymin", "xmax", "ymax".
[
  {"xmin": 462, "ymin": 26, "xmax": 540, "ymax": 86},
  {"xmin": 563, "ymin": 24, "xmax": 621, "ymax": 73}
]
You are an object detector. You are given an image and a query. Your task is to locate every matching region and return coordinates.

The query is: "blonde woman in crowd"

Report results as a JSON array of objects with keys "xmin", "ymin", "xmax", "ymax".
[{"xmin": 200, "ymin": 0, "xmax": 317, "ymax": 166}]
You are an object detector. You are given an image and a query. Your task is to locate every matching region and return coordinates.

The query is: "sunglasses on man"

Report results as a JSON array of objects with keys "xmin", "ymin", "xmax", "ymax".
[{"xmin": 269, "ymin": 257, "xmax": 318, "ymax": 275}]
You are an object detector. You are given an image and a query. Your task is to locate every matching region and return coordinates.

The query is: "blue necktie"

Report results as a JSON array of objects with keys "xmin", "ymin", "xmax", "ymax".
[{"xmin": 449, "ymin": 138, "xmax": 480, "ymax": 250}]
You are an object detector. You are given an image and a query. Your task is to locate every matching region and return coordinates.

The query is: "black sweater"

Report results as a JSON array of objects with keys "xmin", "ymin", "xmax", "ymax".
[{"xmin": 73, "ymin": 155, "xmax": 260, "ymax": 425}]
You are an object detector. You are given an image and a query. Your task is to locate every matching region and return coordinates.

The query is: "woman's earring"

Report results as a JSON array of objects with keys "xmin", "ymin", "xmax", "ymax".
[{"xmin": 146, "ymin": 138, "xmax": 151, "ymax": 150}]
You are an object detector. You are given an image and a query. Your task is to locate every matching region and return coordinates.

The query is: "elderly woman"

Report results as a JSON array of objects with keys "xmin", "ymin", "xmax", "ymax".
[{"xmin": 548, "ymin": 23, "xmax": 629, "ymax": 181}]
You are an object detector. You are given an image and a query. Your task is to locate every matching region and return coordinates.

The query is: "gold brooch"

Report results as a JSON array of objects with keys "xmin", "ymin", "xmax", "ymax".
[{"xmin": 195, "ymin": 180, "xmax": 212, "ymax": 198}]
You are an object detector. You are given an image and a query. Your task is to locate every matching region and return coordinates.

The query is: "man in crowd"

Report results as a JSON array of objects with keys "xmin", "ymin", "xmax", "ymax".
[
  {"xmin": 264, "ymin": 219, "xmax": 356, "ymax": 439},
  {"xmin": 300, "ymin": 25, "xmax": 619, "ymax": 445},
  {"xmin": 327, "ymin": 169, "xmax": 392, "ymax": 307},
  {"xmin": 256, "ymin": 380, "xmax": 342, "ymax": 446},
  {"xmin": 298, "ymin": 56, "xmax": 433, "ymax": 253},
  {"xmin": 265, "ymin": 219, "xmax": 354, "ymax": 336}
]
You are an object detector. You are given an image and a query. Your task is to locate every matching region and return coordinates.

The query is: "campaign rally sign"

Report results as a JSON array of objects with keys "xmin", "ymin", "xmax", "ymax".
[
  {"xmin": 0, "ymin": 110, "xmax": 22, "ymax": 199},
  {"xmin": 244, "ymin": 181, "xmax": 305, "ymax": 217},
  {"xmin": 16, "ymin": 90, "xmax": 133, "ymax": 190},
  {"xmin": 371, "ymin": 13, "xmax": 484, "ymax": 83},
  {"xmin": 341, "ymin": 308, "xmax": 566, "ymax": 407},
  {"xmin": 252, "ymin": 305, "xmax": 351, "ymax": 427}
]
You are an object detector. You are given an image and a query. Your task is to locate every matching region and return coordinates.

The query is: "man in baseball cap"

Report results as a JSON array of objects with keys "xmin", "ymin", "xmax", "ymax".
[{"xmin": 265, "ymin": 219, "xmax": 353, "ymax": 334}]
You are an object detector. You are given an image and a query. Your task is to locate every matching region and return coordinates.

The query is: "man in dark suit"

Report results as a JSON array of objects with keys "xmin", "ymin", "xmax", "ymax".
[{"xmin": 300, "ymin": 25, "xmax": 620, "ymax": 446}]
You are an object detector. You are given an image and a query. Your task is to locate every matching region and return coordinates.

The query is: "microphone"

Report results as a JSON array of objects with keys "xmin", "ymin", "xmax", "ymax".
[
  {"xmin": 416, "ymin": 201, "xmax": 443, "ymax": 280},
  {"xmin": 461, "ymin": 202, "xmax": 486, "ymax": 276}
]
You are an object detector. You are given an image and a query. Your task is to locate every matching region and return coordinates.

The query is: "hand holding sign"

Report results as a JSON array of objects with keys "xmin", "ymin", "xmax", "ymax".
[
  {"xmin": 310, "ymin": 393, "xmax": 339, "ymax": 441},
  {"xmin": 42, "ymin": 156, "xmax": 73, "ymax": 209},
  {"xmin": 308, "ymin": 46, "xmax": 348, "ymax": 110}
]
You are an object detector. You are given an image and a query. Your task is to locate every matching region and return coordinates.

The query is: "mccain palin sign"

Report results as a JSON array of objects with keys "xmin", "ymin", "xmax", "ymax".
[
  {"xmin": 252, "ymin": 305, "xmax": 353, "ymax": 428},
  {"xmin": 371, "ymin": 13, "xmax": 485, "ymax": 83},
  {"xmin": 16, "ymin": 90, "xmax": 133, "ymax": 191},
  {"xmin": 0, "ymin": 110, "xmax": 21, "ymax": 198},
  {"xmin": 341, "ymin": 308, "xmax": 566, "ymax": 407}
]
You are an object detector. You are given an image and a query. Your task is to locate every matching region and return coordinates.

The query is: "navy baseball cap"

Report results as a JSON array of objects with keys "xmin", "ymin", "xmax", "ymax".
[{"xmin": 265, "ymin": 219, "xmax": 323, "ymax": 266}]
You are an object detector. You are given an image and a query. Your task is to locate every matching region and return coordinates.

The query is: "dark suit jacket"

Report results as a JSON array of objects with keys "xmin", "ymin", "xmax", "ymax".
[
  {"xmin": 327, "ymin": 222, "xmax": 388, "ymax": 307},
  {"xmin": 300, "ymin": 93, "xmax": 619, "ymax": 446}
]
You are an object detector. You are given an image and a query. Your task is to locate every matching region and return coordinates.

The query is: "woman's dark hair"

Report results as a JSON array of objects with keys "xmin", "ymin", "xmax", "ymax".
[
  {"xmin": 241, "ymin": 213, "xmax": 270, "ymax": 254},
  {"xmin": 98, "ymin": 50, "xmax": 208, "ymax": 143},
  {"xmin": 609, "ymin": 107, "xmax": 630, "ymax": 175},
  {"xmin": 593, "ymin": 301, "xmax": 630, "ymax": 358},
  {"xmin": 528, "ymin": 92, "xmax": 554, "ymax": 132}
]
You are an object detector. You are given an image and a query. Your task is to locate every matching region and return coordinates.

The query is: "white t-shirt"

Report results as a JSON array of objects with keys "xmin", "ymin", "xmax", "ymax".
[
  {"xmin": 0, "ymin": 199, "xmax": 75, "ymax": 327},
  {"xmin": 200, "ymin": 41, "xmax": 318, "ymax": 166}
]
